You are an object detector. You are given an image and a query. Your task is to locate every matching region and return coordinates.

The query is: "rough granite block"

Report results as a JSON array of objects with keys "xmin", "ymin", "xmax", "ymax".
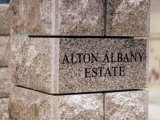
[
  {"xmin": 0, "ymin": 4, "xmax": 10, "ymax": 35},
  {"xmin": 11, "ymin": 37, "xmax": 147, "ymax": 94},
  {"xmin": 105, "ymin": 91, "xmax": 148, "ymax": 120},
  {"xmin": 9, "ymin": 0, "xmax": 105, "ymax": 36},
  {"xmin": 9, "ymin": 86, "xmax": 103, "ymax": 120},
  {"xmin": 106, "ymin": 0, "xmax": 150, "ymax": 36},
  {"xmin": 9, "ymin": 0, "xmax": 150, "ymax": 36},
  {"xmin": 0, "ymin": 98, "xmax": 9, "ymax": 120},
  {"xmin": 0, "ymin": 36, "xmax": 11, "ymax": 67},
  {"xmin": 0, "ymin": 68, "xmax": 12, "ymax": 98}
]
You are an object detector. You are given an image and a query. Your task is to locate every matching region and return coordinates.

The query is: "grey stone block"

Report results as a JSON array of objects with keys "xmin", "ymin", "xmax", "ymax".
[
  {"xmin": 0, "ymin": 4, "xmax": 10, "ymax": 35},
  {"xmin": 0, "ymin": 98, "xmax": 9, "ymax": 120},
  {"xmin": 105, "ymin": 91, "xmax": 148, "ymax": 120},
  {"xmin": 106, "ymin": 0, "xmax": 150, "ymax": 37},
  {"xmin": 9, "ymin": 0, "xmax": 105, "ymax": 36},
  {"xmin": 0, "ymin": 68, "xmax": 12, "ymax": 98},
  {"xmin": 9, "ymin": 86, "xmax": 103, "ymax": 120},
  {"xmin": 9, "ymin": 0, "xmax": 150, "ymax": 36},
  {"xmin": 11, "ymin": 37, "xmax": 147, "ymax": 94},
  {"xmin": 0, "ymin": 36, "xmax": 11, "ymax": 67}
]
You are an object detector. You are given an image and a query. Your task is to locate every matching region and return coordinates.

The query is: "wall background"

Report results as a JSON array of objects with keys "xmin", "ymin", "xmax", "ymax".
[
  {"xmin": 149, "ymin": 0, "xmax": 160, "ymax": 120},
  {"xmin": 0, "ymin": 0, "xmax": 10, "ymax": 4}
]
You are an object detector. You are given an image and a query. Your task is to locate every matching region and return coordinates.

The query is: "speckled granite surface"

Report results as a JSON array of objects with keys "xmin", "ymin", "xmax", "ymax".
[
  {"xmin": 11, "ymin": 37, "xmax": 147, "ymax": 94},
  {"xmin": 9, "ymin": 0, "xmax": 150, "ymax": 36},
  {"xmin": 9, "ymin": 0, "xmax": 105, "ymax": 36},
  {"xmin": 0, "ymin": 68, "xmax": 12, "ymax": 98},
  {"xmin": 105, "ymin": 91, "xmax": 148, "ymax": 120},
  {"xmin": 0, "ymin": 36, "xmax": 11, "ymax": 67},
  {"xmin": 106, "ymin": 0, "xmax": 150, "ymax": 37},
  {"xmin": 0, "ymin": 4, "xmax": 10, "ymax": 35},
  {"xmin": 11, "ymin": 37, "xmax": 52, "ymax": 92},
  {"xmin": 0, "ymin": 98, "xmax": 9, "ymax": 120},
  {"xmin": 9, "ymin": 86, "xmax": 103, "ymax": 120}
]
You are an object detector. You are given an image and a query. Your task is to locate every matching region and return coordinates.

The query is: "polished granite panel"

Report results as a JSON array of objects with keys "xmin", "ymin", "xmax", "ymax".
[{"xmin": 11, "ymin": 37, "xmax": 147, "ymax": 94}]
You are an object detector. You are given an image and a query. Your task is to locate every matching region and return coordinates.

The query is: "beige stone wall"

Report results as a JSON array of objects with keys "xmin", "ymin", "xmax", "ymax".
[
  {"xmin": 0, "ymin": 4, "xmax": 10, "ymax": 35},
  {"xmin": 149, "ymin": 40, "xmax": 160, "ymax": 86},
  {"xmin": 0, "ymin": 3, "xmax": 11, "ymax": 120},
  {"xmin": 0, "ymin": 37, "xmax": 11, "ymax": 120},
  {"xmin": 0, "ymin": 99, "xmax": 9, "ymax": 120},
  {"xmin": 9, "ymin": 86, "xmax": 147, "ymax": 120}
]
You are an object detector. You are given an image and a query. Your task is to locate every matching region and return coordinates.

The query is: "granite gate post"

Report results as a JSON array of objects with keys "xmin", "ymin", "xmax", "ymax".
[{"xmin": 8, "ymin": 0, "xmax": 150, "ymax": 119}]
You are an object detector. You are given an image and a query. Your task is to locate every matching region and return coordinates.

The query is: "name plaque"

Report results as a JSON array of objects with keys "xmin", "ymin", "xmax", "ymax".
[{"xmin": 12, "ymin": 38, "xmax": 147, "ymax": 93}]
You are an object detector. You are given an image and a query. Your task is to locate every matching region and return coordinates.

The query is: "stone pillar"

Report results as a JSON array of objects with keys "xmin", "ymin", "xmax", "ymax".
[{"xmin": 9, "ymin": 0, "xmax": 150, "ymax": 120}]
